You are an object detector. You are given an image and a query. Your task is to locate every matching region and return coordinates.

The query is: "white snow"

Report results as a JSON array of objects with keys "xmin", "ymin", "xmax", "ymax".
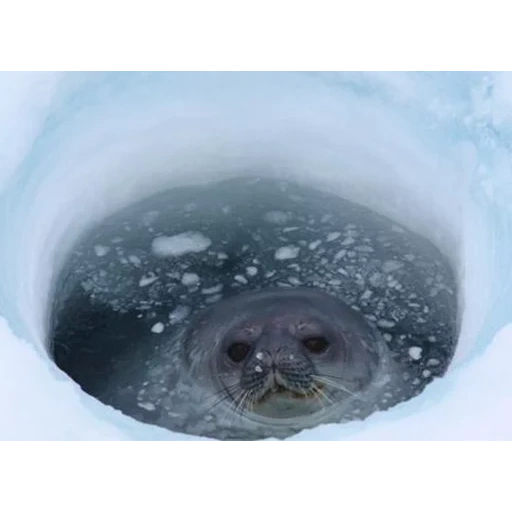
[
  {"xmin": 0, "ymin": 71, "xmax": 510, "ymax": 442},
  {"xmin": 246, "ymin": 266, "xmax": 258, "ymax": 276},
  {"xmin": 151, "ymin": 232, "xmax": 212, "ymax": 257}
]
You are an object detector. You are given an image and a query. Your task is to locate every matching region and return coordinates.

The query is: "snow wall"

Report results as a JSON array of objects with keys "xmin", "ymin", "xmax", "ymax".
[{"xmin": 1, "ymin": 71, "xmax": 511, "ymax": 441}]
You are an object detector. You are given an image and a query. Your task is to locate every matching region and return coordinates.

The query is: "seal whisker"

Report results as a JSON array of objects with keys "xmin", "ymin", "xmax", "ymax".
[
  {"xmin": 313, "ymin": 375, "xmax": 362, "ymax": 400},
  {"xmin": 216, "ymin": 385, "xmax": 250, "ymax": 425},
  {"xmin": 200, "ymin": 384, "xmax": 241, "ymax": 416},
  {"xmin": 308, "ymin": 383, "xmax": 322, "ymax": 403},
  {"xmin": 217, "ymin": 394, "xmax": 238, "ymax": 426},
  {"xmin": 311, "ymin": 383, "xmax": 333, "ymax": 406},
  {"xmin": 224, "ymin": 388, "xmax": 256, "ymax": 426},
  {"xmin": 202, "ymin": 383, "xmax": 238, "ymax": 406},
  {"xmin": 316, "ymin": 372, "xmax": 368, "ymax": 386},
  {"xmin": 232, "ymin": 389, "xmax": 252, "ymax": 420},
  {"xmin": 246, "ymin": 390, "xmax": 260, "ymax": 414}
]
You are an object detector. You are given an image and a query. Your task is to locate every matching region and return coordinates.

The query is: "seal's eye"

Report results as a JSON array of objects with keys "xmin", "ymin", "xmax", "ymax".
[
  {"xmin": 302, "ymin": 337, "xmax": 329, "ymax": 354},
  {"xmin": 227, "ymin": 342, "xmax": 251, "ymax": 363}
]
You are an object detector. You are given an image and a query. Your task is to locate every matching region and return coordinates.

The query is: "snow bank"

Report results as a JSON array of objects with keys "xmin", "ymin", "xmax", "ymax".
[{"xmin": 0, "ymin": 71, "xmax": 510, "ymax": 440}]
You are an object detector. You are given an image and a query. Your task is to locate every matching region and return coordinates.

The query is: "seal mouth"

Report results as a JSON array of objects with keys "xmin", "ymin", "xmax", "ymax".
[{"xmin": 258, "ymin": 383, "xmax": 323, "ymax": 403}]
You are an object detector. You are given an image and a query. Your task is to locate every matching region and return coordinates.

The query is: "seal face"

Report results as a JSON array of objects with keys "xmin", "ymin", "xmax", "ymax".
[{"xmin": 181, "ymin": 287, "xmax": 392, "ymax": 437}]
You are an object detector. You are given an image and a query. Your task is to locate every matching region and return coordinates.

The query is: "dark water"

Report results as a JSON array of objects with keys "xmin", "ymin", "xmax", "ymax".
[{"xmin": 50, "ymin": 176, "xmax": 458, "ymax": 436}]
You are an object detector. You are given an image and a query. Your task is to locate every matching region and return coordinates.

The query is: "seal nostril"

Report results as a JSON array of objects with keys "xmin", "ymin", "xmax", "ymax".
[
  {"xmin": 302, "ymin": 337, "xmax": 329, "ymax": 354},
  {"xmin": 227, "ymin": 342, "xmax": 252, "ymax": 363}
]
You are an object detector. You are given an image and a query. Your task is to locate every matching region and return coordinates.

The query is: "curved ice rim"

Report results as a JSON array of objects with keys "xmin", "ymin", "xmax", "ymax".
[{"xmin": 0, "ymin": 71, "xmax": 511, "ymax": 440}]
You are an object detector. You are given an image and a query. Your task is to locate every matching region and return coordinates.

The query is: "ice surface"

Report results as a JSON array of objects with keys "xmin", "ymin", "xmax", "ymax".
[{"xmin": 0, "ymin": 71, "xmax": 511, "ymax": 440}]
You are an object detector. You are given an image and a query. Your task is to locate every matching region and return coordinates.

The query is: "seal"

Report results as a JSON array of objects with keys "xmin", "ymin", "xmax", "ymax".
[{"xmin": 156, "ymin": 286, "xmax": 397, "ymax": 440}]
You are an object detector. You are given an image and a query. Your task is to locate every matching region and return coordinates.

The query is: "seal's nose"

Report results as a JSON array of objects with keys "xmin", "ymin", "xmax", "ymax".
[
  {"xmin": 255, "ymin": 348, "xmax": 280, "ymax": 368},
  {"xmin": 254, "ymin": 348, "xmax": 280, "ymax": 376},
  {"xmin": 253, "ymin": 332, "xmax": 296, "ymax": 378}
]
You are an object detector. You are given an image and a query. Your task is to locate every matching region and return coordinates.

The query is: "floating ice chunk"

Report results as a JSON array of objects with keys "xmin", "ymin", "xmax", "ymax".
[
  {"xmin": 235, "ymin": 275, "xmax": 248, "ymax": 284},
  {"xmin": 382, "ymin": 260, "xmax": 404, "ymax": 273},
  {"xmin": 263, "ymin": 211, "xmax": 289, "ymax": 224},
  {"xmin": 202, "ymin": 284, "xmax": 223, "ymax": 295},
  {"xmin": 152, "ymin": 232, "xmax": 212, "ymax": 257},
  {"xmin": 151, "ymin": 322, "xmax": 165, "ymax": 334},
  {"xmin": 408, "ymin": 346, "xmax": 423, "ymax": 360},
  {"xmin": 181, "ymin": 273, "xmax": 200, "ymax": 286},
  {"xmin": 141, "ymin": 210, "xmax": 160, "ymax": 226},
  {"xmin": 361, "ymin": 289, "xmax": 373, "ymax": 300},
  {"xmin": 275, "ymin": 246, "xmax": 300, "ymax": 260},
  {"xmin": 139, "ymin": 274, "xmax": 158, "ymax": 287},
  {"xmin": 326, "ymin": 232, "xmax": 341, "ymax": 242},
  {"xmin": 377, "ymin": 319, "xmax": 396, "ymax": 328},
  {"xmin": 168, "ymin": 305, "xmax": 191, "ymax": 324},
  {"xmin": 138, "ymin": 402, "xmax": 156, "ymax": 411},
  {"xmin": 94, "ymin": 245, "xmax": 109, "ymax": 257}
]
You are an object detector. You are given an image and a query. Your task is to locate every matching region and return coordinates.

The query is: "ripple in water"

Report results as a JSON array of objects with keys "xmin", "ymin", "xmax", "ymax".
[{"xmin": 50, "ymin": 176, "xmax": 458, "ymax": 439}]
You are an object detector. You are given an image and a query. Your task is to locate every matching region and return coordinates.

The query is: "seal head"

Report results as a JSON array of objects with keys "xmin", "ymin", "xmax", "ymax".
[{"xmin": 182, "ymin": 287, "xmax": 392, "ymax": 437}]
